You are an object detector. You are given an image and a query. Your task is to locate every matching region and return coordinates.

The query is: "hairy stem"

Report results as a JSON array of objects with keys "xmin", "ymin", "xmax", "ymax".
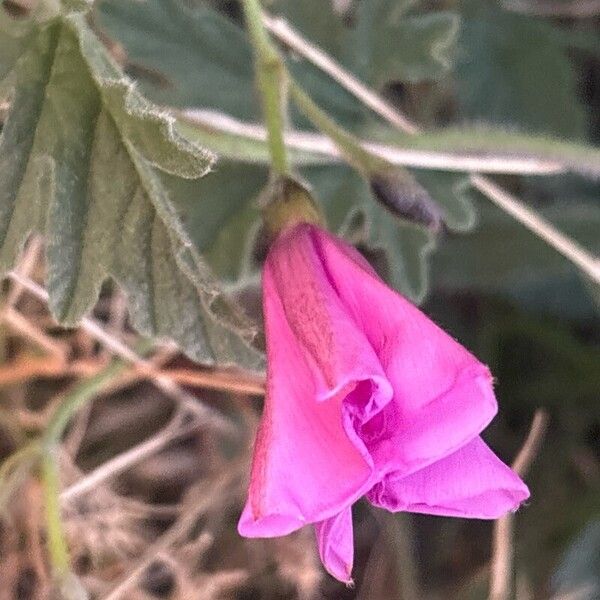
[
  {"xmin": 241, "ymin": 0, "xmax": 289, "ymax": 175},
  {"xmin": 289, "ymin": 81, "xmax": 385, "ymax": 175}
]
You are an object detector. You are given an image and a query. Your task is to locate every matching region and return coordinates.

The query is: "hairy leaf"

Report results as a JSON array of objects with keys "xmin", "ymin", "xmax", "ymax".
[
  {"xmin": 96, "ymin": 0, "xmax": 256, "ymax": 118},
  {"xmin": 0, "ymin": 11, "xmax": 262, "ymax": 369}
]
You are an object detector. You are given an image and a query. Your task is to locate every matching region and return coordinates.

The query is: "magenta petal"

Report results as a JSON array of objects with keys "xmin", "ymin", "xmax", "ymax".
[
  {"xmin": 368, "ymin": 437, "xmax": 530, "ymax": 519},
  {"xmin": 239, "ymin": 225, "xmax": 393, "ymax": 537},
  {"xmin": 312, "ymin": 227, "xmax": 497, "ymax": 474},
  {"xmin": 315, "ymin": 508, "xmax": 354, "ymax": 583}
]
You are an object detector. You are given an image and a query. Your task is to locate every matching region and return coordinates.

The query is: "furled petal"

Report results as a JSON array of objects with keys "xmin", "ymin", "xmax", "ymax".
[
  {"xmin": 239, "ymin": 225, "xmax": 392, "ymax": 538},
  {"xmin": 312, "ymin": 227, "xmax": 498, "ymax": 476},
  {"xmin": 368, "ymin": 437, "xmax": 530, "ymax": 518},
  {"xmin": 315, "ymin": 508, "xmax": 354, "ymax": 583}
]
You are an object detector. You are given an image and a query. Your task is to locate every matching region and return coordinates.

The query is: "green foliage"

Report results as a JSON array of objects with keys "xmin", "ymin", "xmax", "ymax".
[
  {"xmin": 97, "ymin": 0, "xmax": 468, "ymax": 302},
  {"xmin": 350, "ymin": 0, "xmax": 459, "ymax": 85},
  {"xmin": 0, "ymin": 8, "xmax": 262, "ymax": 369},
  {"xmin": 0, "ymin": 6, "xmax": 37, "ymax": 82},
  {"xmin": 433, "ymin": 198, "xmax": 600, "ymax": 318},
  {"xmin": 96, "ymin": 0, "xmax": 257, "ymax": 118},
  {"xmin": 552, "ymin": 521, "xmax": 600, "ymax": 599},
  {"xmin": 457, "ymin": 2, "xmax": 587, "ymax": 137},
  {"xmin": 276, "ymin": 0, "xmax": 459, "ymax": 130}
]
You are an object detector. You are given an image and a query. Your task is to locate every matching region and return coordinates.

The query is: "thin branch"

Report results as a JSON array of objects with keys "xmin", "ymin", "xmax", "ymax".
[
  {"xmin": 180, "ymin": 109, "xmax": 567, "ymax": 176},
  {"xmin": 263, "ymin": 13, "xmax": 420, "ymax": 134},
  {"xmin": 3, "ymin": 308, "xmax": 68, "ymax": 360},
  {"xmin": 470, "ymin": 175, "xmax": 600, "ymax": 285},
  {"xmin": 60, "ymin": 411, "xmax": 197, "ymax": 503},
  {"xmin": 100, "ymin": 472, "xmax": 234, "ymax": 600},
  {"xmin": 511, "ymin": 410, "xmax": 550, "ymax": 479},
  {"xmin": 260, "ymin": 10, "xmax": 600, "ymax": 284},
  {"xmin": 489, "ymin": 410, "xmax": 549, "ymax": 600},
  {"xmin": 6, "ymin": 272, "xmax": 240, "ymax": 433}
]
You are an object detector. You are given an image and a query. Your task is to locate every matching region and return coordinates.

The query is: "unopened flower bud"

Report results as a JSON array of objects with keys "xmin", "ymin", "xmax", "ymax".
[{"xmin": 370, "ymin": 170, "xmax": 444, "ymax": 232}]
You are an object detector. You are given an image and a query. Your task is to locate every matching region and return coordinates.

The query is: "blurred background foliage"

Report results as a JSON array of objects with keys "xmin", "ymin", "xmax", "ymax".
[{"xmin": 0, "ymin": 0, "xmax": 598, "ymax": 598}]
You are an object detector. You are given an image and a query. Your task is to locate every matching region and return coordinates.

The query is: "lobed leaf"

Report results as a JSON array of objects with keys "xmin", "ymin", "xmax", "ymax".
[
  {"xmin": 96, "ymin": 0, "xmax": 257, "ymax": 118},
  {"xmin": 0, "ymin": 10, "xmax": 263, "ymax": 369}
]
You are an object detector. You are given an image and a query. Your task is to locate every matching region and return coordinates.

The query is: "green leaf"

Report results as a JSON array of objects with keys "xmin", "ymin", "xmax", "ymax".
[
  {"xmin": 0, "ymin": 6, "xmax": 37, "ymax": 82},
  {"xmin": 96, "ymin": 0, "xmax": 257, "ymax": 118},
  {"xmin": 165, "ymin": 162, "xmax": 267, "ymax": 281},
  {"xmin": 275, "ymin": 0, "xmax": 459, "ymax": 130},
  {"xmin": 351, "ymin": 0, "xmax": 459, "ymax": 85},
  {"xmin": 97, "ymin": 0, "xmax": 459, "ymax": 133},
  {"xmin": 364, "ymin": 204, "xmax": 436, "ymax": 303},
  {"xmin": 0, "ymin": 14, "xmax": 263, "ymax": 369},
  {"xmin": 432, "ymin": 199, "xmax": 600, "ymax": 318},
  {"xmin": 456, "ymin": 3, "xmax": 586, "ymax": 137},
  {"xmin": 551, "ymin": 520, "xmax": 600, "ymax": 599}
]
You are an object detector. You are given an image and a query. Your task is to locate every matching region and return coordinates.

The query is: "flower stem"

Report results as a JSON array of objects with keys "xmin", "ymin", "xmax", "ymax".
[
  {"xmin": 289, "ymin": 80, "xmax": 386, "ymax": 176},
  {"xmin": 289, "ymin": 81, "xmax": 429, "ymax": 210},
  {"xmin": 241, "ymin": 0, "xmax": 289, "ymax": 175}
]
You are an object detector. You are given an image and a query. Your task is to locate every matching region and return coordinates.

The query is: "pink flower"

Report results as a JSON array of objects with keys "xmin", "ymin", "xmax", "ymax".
[{"xmin": 238, "ymin": 223, "xmax": 529, "ymax": 583}]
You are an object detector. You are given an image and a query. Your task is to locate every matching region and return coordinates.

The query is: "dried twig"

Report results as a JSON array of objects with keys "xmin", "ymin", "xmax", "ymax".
[
  {"xmin": 160, "ymin": 366, "xmax": 265, "ymax": 396},
  {"xmin": 3, "ymin": 308, "xmax": 68, "ymax": 360},
  {"xmin": 489, "ymin": 410, "xmax": 549, "ymax": 600},
  {"xmin": 0, "ymin": 356, "xmax": 96, "ymax": 388},
  {"xmin": 100, "ymin": 472, "xmax": 235, "ymax": 600},
  {"xmin": 6, "ymin": 271, "xmax": 240, "ymax": 434},
  {"xmin": 60, "ymin": 410, "xmax": 197, "ymax": 503},
  {"xmin": 181, "ymin": 108, "xmax": 568, "ymax": 176}
]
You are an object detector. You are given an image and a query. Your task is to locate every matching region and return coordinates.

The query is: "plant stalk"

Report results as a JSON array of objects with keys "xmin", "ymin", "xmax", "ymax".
[{"xmin": 241, "ymin": 0, "xmax": 289, "ymax": 175}]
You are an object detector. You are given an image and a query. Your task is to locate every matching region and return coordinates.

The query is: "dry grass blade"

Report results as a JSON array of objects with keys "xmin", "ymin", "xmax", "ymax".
[
  {"xmin": 181, "ymin": 108, "xmax": 568, "ymax": 176},
  {"xmin": 489, "ymin": 410, "xmax": 549, "ymax": 600},
  {"xmin": 60, "ymin": 410, "xmax": 197, "ymax": 503},
  {"xmin": 100, "ymin": 472, "xmax": 235, "ymax": 600},
  {"xmin": 6, "ymin": 271, "xmax": 243, "ymax": 434}
]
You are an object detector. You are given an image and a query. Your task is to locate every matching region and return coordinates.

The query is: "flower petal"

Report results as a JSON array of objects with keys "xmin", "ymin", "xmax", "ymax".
[
  {"xmin": 312, "ymin": 227, "xmax": 498, "ymax": 475},
  {"xmin": 315, "ymin": 508, "xmax": 354, "ymax": 583},
  {"xmin": 368, "ymin": 437, "xmax": 530, "ymax": 519},
  {"xmin": 239, "ymin": 225, "xmax": 392, "ymax": 537}
]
